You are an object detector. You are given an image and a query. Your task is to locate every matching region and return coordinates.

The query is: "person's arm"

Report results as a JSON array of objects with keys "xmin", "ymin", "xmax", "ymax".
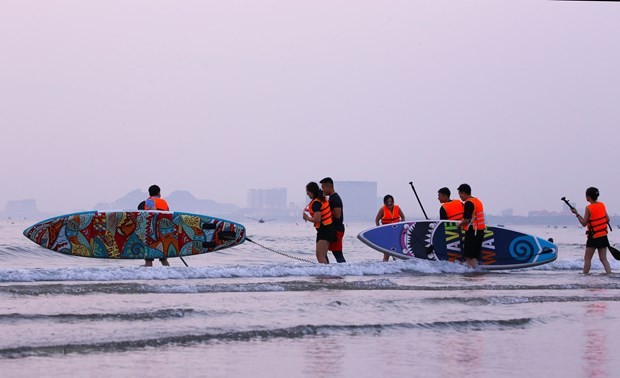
[
  {"xmin": 572, "ymin": 207, "xmax": 590, "ymax": 227},
  {"xmin": 398, "ymin": 208, "xmax": 406, "ymax": 221},
  {"xmin": 439, "ymin": 206, "xmax": 447, "ymax": 220},
  {"xmin": 375, "ymin": 209, "xmax": 384, "ymax": 226},
  {"xmin": 332, "ymin": 207, "xmax": 342, "ymax": 221},
  {"xmin": 460, "ymin": 201, "xmax": 474, "ymax": 228},
  {"xmin": 303, "ymin": 201, "xmax": 323, "ymax": 224}
]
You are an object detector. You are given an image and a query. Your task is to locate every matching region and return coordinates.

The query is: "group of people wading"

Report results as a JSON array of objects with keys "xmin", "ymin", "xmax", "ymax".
[
  {"xmin": 138, "ymin": 182, "xmax": 613, "ymax": 274},
  {"xmin": 304, "ymin": 181, "xmax": 613, "ymax": 273}
]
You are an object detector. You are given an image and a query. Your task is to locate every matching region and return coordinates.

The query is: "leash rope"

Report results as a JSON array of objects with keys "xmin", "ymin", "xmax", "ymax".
[{"xmin": 246, "ymin": 238, "xmax": 316, "ymax": 264}]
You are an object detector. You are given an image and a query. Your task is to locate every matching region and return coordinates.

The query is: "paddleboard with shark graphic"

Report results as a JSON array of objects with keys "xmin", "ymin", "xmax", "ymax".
[{"xmin": 358, "ymin": 221, "xmax": 558, "ymax": 270}]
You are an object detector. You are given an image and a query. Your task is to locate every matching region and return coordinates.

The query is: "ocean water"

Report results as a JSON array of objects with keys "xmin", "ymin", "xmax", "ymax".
[{"xmin": 1, "ymin": 220, "xmax": 619, "ymax": 378}]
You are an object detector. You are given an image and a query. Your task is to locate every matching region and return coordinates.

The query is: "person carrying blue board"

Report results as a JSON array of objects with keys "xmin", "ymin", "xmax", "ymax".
[
  {"xmin": 437, "ymin": 187, "xmax": 464, "ymax": 221},
  {"xmin": 375, "ymin": 195, "xmax": 406, "ymax": 262},
  {"xmin": 141, "ymin": 184, "xmax": 171, "ymax": 267},
  {"xmin": 571, "ymin": 187, "xmax": 612, "ymax": 274},
  {"xmin": 457, "ymin": 184, "xmax": 485, "ymax": 269}
]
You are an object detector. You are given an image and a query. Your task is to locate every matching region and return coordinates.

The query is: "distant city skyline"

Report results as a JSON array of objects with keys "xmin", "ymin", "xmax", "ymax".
[{"xmin": 1, "ymin": 1, "xmax": 618, "ymax": 219}]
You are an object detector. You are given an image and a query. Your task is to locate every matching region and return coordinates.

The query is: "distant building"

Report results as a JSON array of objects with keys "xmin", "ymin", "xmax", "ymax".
[
  {"xmin": 334, "ymin": 181, "xmax": 377, "ymax": 221},
  {"xmin": 501, "ymin": 208, "xmax": 514, "ymax": 217},
  {"xmin": 247, "ymin": 188, "xmax": 287, "ymax": 209}
]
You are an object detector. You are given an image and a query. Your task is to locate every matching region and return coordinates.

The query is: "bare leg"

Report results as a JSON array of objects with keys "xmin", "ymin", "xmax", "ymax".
[
  {"xmin": 465, "ymin": 258, "xmax": 478, "ymax": 269},
  {"xmin": 316, "ymin": 240, "xmax": 330, "ymax": 264},
  {"xmin": 144, "ymin": 260, "xmax": 153, "ymax": 267},
  {"xmin": 583, "ymin": 247, "xmax": 596, "ymax": 274},
  {"xmin": 383, "ymin": 253, "xmax": 390, "ymax": 262},
  {"xmin": 598, "ymin": 248, "xmax": 612, "ymax": 274},
  {"xmin": 160, "ymin": 259, "xmax": 170, "ymax": 267}
]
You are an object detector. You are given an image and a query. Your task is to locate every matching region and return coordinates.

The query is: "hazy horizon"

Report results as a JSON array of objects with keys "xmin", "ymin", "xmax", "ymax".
[{"xmin": 2, "ymin": 1, "xmax": 619, "ymax": 217}]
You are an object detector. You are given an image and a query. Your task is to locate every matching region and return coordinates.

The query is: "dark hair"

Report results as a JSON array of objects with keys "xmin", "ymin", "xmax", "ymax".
[
  {"xmin": 148, "ymin": 185, "xmax": 161, "ymax": 197},
  {"xmin": 438, "ymin": 187, "xmax": 451, "ymax": 197},
  {"xmin": 319, "ymin": 177, "xmax": 334, "ymax": 186},
  {"xmin": 457, "ymin": 184, "xmax": 471, "ymax": 195},
  {"xmin": 586, "ymin": 187, "xmax": 600, "ymax": 201},
  {"xmin": 306, "ymin": 182, "xmax": 325, "ymax": 201},
  {"xmin": 137, "ymin": 201, "xmax": 146, "ymax": 210},
  {"xmin": 383, "ymin": 194, "xmax": 394, "ymax": 204}
]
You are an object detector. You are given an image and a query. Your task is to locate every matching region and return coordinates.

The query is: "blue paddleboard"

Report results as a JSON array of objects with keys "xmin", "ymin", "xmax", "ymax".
[{"xmin": 358, "ymin": 221, "xmax": 558, "ymax": 270}]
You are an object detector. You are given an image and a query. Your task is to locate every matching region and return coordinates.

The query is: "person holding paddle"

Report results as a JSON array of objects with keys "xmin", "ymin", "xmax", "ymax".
[{"xmin": 571, "ymin": 187, "xmax": 612, "ymax": 274}]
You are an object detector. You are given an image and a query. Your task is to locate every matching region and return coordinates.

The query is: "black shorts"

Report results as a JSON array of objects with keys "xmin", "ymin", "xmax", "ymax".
[
  {"xmin": 586, "ymin": 235, "xmax": 610, "ymax": 249},
  {"xmin": 316, "ymin": 224, "xmax": 337, "ymax": 243},
  {"xmin": 463, "ymin": 228, "xmax": 484, "ymax": 259}
]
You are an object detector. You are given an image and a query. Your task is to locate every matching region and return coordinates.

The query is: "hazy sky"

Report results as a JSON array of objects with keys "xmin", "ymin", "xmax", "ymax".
[{"xmin": 1, "ymin": 0, "xmax": 619, "ymax": 216}]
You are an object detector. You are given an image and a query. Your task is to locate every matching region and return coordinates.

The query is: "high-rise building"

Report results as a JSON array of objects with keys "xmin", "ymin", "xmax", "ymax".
[
  {"xmin": 333, "ymin": 181, "xmax": 377, "ymax": 221},
  {"xmin": 247, "ymin": 188, "xmax": 287, "ymax": 209}
]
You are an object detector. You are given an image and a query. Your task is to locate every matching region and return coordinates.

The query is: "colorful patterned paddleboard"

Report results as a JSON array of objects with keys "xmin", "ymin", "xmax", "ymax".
[
  {"xmin": 23, "ymin": 211, "xmax": 246, "ymax": 260},
  {"xmin": 358, "ymin": 221, "xmax": 558, "ymax": 270}
]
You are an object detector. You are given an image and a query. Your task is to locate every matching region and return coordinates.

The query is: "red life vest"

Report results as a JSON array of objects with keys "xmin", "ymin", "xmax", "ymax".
[
  {"xmin": 308, "ymin": 198, "xmax": 333, "ymax": 228},
  {"xmin": 442, "ymin": 199, "xmax": 464, "ymax": 221},
  {"xmin": 381, "ymin": 205, "xmax": 401, "ymax": 224},
  {"xmin": 146, "ymin": 197, "xmax": 170, "ymax": 211},
  {"xmin": 463, "ymin": 197, "xmax": 485, "ymax": 231},
  {"xmin": 587, "ymin": 202, "xmax": 608, "ymax": 238}
]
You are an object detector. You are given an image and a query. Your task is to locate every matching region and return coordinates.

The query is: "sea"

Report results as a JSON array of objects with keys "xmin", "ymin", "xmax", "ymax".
[{"xmin": 1, "ymin": 219, "xmax": 619, "ymax": 378}]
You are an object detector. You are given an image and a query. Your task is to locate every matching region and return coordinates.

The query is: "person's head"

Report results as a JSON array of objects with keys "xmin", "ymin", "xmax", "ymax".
[
  {"xmin": 437, "ymin": 187, "xmax": 451, "ymax": 203},
  {"xmin": 306, "ymin": 182, "xmax": 325, "ymax": 201},
  {"xmin": 457, "ymin": 183, "xmax": 471, "ymax": 201},
  {"xmin": 586, "ymin": 187, "xmax": 600, "ymax": 202},
  {"xmin": 148, "ymin": 185, "xmax": 161, "ymax": 197},
  {"xmin": 319, "ymin": 177, "xmax": 334, "ymax": 195},
  {"xmin": 383, "ymin": 194, "xmax": 395, "ymax": 207}
]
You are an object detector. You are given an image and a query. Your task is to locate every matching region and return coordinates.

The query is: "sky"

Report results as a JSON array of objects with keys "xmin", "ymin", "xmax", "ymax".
[{"xmin": 1, "ymin": 0, "xmax": 619, "ymax": 217}]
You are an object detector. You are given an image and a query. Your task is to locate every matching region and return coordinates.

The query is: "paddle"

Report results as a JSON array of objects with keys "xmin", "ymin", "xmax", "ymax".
[
  {"xmin": 408, "ymin": 181, "xmax": 429, "ymax": 220},
  {"xmin": 561, "ymin": 197, "xmax": 620, "ymax": 260}
]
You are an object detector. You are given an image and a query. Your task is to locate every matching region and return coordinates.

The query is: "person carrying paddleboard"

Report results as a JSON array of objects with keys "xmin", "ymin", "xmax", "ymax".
[
  {"xmin": 571, "ymin": 187, "xmax": 612, "ymax": 274},
  {"xmin": 457, "ymin": 184, "xmax": 485, "ymax": 269},
  {"xmin": 303, "ymin": 182, "xmax": 336, "ymax": 264},
  {"xmin": 142, "ymin": 184, "xmax": 171, "ymax": 267},
  {"xmin": 375, "ymin": 195, "xmax": 406, "ymax": 262},
  {"xmin": 320, "ymin": 177, "xmax": 346, "ymax": 263},
  {"xmin": 437, "ymin": 187, "xmax": 464, "ymax": 221}
]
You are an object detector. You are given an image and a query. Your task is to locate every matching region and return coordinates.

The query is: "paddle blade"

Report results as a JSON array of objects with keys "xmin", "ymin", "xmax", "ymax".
[{"xmin": 608, "ymin": 244, "xmax": 620, "ymax": 261}]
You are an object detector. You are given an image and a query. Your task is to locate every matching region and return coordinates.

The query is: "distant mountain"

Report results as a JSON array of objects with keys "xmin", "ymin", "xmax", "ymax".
[
  {"xmin": 0, "ymin": 199, "xmax": 52, "ymax": 219},
  {"xmin": 94, "ymin": 189, "xmax": 239, "ymax": 216}
]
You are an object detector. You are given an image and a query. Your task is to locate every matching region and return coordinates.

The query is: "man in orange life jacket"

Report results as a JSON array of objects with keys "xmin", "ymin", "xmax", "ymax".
[
  {"xmin": 571, "ymin": 187, "xmax": 612, "ymax": 274},
  {"xmin": 438, "ymin": 187, "xmax": 464, "ymax": 221},
  {"xmin": 375, "ymin": 194, "xmax": 406, "ymax": 262},
  {"xmin": 457, "ymin": 184, "xmax": 485, "ymax": 269},
  {"xmin": 142, "ymin": 184, "xmax": 170, "ymax": 267}
]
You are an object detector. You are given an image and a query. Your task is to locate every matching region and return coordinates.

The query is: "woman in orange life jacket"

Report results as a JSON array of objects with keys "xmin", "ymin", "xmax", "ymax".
[
  {"xmin": 437, "ymin": 187, "xmax": 464, "ymax": 221},
  {"xmin": 142, "ymin": 184, "xmax": 171, "ymax": 267},
  {"xmin": 457, "ymin": 184, "xmax": 485, "ymax": 269},
  {"xmin": 572, "ymin": 187, "xmax": 612, "ymax": 274},
  {"xmin": 375, "ymin": 194, "xmax": 406, "ymax": 262},
  {"xmin": 302, "ymin": 182, "xmax": 336, "ymax": 264}
]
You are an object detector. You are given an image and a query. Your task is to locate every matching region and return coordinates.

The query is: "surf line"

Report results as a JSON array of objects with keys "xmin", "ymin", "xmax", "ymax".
[{"xmin": 246, "ymin": 238, "xmax": 317, "ymax": 264}]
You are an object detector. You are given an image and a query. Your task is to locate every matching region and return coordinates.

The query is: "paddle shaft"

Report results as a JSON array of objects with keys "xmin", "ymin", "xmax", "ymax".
[{"xmin": 409, "ymin": 181, "xmax": 429, "ymax": 220}]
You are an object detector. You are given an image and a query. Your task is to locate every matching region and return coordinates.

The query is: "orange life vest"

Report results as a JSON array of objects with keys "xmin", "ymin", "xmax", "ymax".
[
  {"xmin": 587, "ymin": 202, "xmax": 608, "ymax": 238},
  {"xmin": 381, "ymin": 205, "xmax": 401, "ymax": 224},
  {"xmin": 146, "ymin": 197, "xmax": 170, "ymax": 211},
  {"xmin": 308, "ymin": 198, "xmax": 333, "ymax": 228},
  {"xmin": 442, "ymin": 199, "xmax": 464, "ymax": 221},
  {"xmin": 462, "ymin": 197, "xmax": 485, "ymax": 231}
]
